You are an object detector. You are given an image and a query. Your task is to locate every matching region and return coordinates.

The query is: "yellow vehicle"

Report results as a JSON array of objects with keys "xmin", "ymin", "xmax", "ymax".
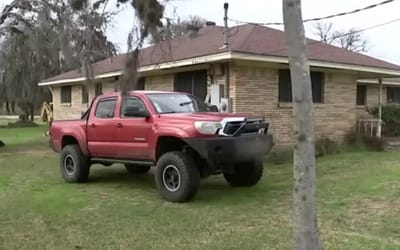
[{"xmin": 40, "ymin": 101, "xmax": 53, "ymax": 136}]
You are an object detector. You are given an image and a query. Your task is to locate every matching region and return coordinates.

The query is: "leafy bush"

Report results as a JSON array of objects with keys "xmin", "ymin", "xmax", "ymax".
[
  {"xmin": 344, "ymin": 127, "xmax": 384, "ymax": 151},
  {"xmin": 369, "ymin": 104, "xmax": 400, "ymax": 136},
  {"xmin": 265, "ymin": 137, "xmax": 342, "ymax": 164},
  {"xmin": 362, "ymin": 136, "xmax": 384, "ymax": 151},
  {"xmin": 315, "ymin": 137, "xmax": 341, "ymax": 157},
  {"xmin": 7, "ymin": 120, "xmax": 38, "ymax": 128},
  {"xmin": 265, "ymin": 147, "xmax": 293, "ymax": 164}
]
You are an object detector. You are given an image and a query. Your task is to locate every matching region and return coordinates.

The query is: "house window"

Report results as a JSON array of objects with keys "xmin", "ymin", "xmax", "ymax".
[
  {"xmin": 278, "ymin": 69, "xmax": 324, "ymax": 103},
  {"xmin": 174, "ymin": 70, "xmax": 208, "ymax": 101},
  {"xmin": 137, "ymin": 77, "xmax": 145, "ymax": 90},
  {"xmin": 95, "ymin": 82, "xmax": 102, "ymax": 96},
  {"xmin": 356, "ymin": 85, "xmax": 367, "ymax": 106},
  {"xmin": 82, "ymin": 85, "xmax": 89, "ymax": 104},
  {"xmin": 61, "ymin": 85, "xmax": 72, "ymax": 104},
  {"xmin": 95, "ymin": 98, "xmax": 117, "ymax": 118},
  {"xmin": 387, "ymin": 87, "xmax": 400, "ymax": 104}
]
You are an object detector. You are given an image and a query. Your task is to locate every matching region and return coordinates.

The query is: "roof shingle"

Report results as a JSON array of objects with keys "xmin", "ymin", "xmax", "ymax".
[{"xmin": 40, "ymin": 24, "xmax": 400, "ymax": 84}]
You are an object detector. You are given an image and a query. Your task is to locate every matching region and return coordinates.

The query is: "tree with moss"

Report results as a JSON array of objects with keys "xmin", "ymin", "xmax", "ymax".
[
  {"xmin": 71, "ymin": 0, "xmax": 165, "ymax": 93},
  {"xmin": 0, "ymin": 0, "xmax": 116, "ymax": 120}
]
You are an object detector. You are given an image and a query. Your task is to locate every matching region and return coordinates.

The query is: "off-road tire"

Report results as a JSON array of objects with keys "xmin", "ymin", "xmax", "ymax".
[
  {"xmin": 125, "ymin": 164, "xmax": 151, "ymax": 174},
  {"xmin": 60, "ymin": 144, "xmax": 90, "ymax": 183},
  {"xmin": 155, "ymin": 151, "xmax": 200, "ymax": 202},
  {"xmin": 223, "ymin": 161, "xmax": 263, "ymax": 187}
]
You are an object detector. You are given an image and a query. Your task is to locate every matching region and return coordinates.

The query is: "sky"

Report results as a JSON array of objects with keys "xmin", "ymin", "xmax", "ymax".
[
  {"xmin": 1, "ymin": 0, "xmax": 400, "ymax": 65},
  {"xmin": 106, "ymin": 0, "xmax": 400, "ymax": 65}
]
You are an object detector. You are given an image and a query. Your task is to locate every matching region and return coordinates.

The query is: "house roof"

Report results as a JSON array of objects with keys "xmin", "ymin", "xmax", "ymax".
[{"xmin": 39, "ymin": 23, "xmax": 400, "ymax": 85}]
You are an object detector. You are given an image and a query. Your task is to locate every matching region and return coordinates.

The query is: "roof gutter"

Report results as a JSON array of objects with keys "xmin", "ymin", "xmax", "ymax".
[
  {"xmin": 230, "ymin": 52, "xmax": 400, "ymax": 77},
  {"xmin": 357, "ymin": 79, "xmax": 400, "ymax": 85},
  {"xmin": 38, "ymin": 51, "xmax": 400, "ymax": 86},
  {"xmin": 38, "ymin": 52, "xmax": 232, "ymax": 86}
]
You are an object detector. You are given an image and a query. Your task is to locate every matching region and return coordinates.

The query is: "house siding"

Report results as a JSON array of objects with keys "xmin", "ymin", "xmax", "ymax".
[
  {"xmin": 356, "ymin": 84, "xmax": 387, "ymax": 118},
  {"xmin": 232, "ymin": 64, "xmax": 357, "ymax": 145},
  {"xmin": 49, "ymin": 63, "xmax": 378, "ymax": 147},
  {"xmin": 53, "ymin": 80, "xmax": 116, "ymax": 120},
  {"xmin": 145, "ymin": 75, "xmax": 174, "ymax": 91},
  {"xmin": 52, "ymin": 85, "xmax": 89, "ymax": 120}
]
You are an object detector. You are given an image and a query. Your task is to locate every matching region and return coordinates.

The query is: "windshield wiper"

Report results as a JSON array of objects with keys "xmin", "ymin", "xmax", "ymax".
[
  {"xmin": 160, "ymin": 111, "xmax": 177, "ymax": 114},
  {"xmin": 179, "ymin": 101, "xmax": 193, "ymax": 107}
]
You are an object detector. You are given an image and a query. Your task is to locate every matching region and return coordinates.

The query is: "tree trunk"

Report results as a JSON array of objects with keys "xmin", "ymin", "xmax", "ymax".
[
  {"xmin": 282, "ymin": 1, "xmax": 323, "ymax": 250},
  {"xmin": 5, "ymin": 101, "xmax": 10, "ymax": 114},
  {"xmin": 30, "ymin": 104, "xmax": 35, "ymax": 122},
  {"xmin": 11, "ymin": 101, "xmax": 15, "ymax": 113}
]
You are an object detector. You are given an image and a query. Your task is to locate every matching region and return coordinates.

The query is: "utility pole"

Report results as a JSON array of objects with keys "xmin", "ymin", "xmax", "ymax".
[{"xmin": 282, "ymin": 1, "xmax": 323, "ymax": 250}]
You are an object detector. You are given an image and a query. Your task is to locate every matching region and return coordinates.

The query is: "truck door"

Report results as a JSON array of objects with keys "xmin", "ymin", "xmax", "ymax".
[
  {"xmin": 113, "ymin": 96, "xmax": 152, "ymax": 160},
  {"xmin": 87, "ymin": 97, "xmax": 118, "ymax": 157}
]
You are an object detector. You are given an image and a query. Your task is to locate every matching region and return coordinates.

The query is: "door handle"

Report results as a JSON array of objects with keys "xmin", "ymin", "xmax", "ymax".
[
  {"xmin": 90, "ymin": 123, "xmax": 96, "ymax": 128},
  {"xmin": 116, "ymin": 123, "xmax": 123, "ymax": 128}
]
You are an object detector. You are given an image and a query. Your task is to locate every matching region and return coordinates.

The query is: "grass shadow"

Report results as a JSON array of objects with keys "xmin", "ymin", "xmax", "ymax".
[{"xmin": 88, "ymin": 165, "xmax": 156, "ymax": 190}]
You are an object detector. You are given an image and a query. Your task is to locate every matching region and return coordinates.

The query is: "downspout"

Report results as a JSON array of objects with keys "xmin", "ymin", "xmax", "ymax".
[
  {"xmin": 377, "ymin": 77, "xmax": 383, "ymax": 138},
  {"xmin": 225, "ymin": 62, "xmax": 230, "ymax": 98},
  {"xmin": 223, "ymin": 2, "xmax": 230, "ymax": 99}
]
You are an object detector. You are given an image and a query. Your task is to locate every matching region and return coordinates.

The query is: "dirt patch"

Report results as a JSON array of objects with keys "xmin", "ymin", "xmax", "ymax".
[
  {"xmin": 0, "ymin": 148, "xmax": 52, "ymax": 157},
  {"xmin": 329, "ymin": 230, "xmax": 400, "ymax": 246},
  {"xmin": 346, "ymin": 197, "xmax": 400, "ymax": 225}
]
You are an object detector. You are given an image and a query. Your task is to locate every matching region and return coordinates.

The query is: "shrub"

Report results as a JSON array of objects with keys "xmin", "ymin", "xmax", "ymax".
[
  {"xmin": 369, "ymin": 104, "xmax": 400, "ymax": 136},
  {"xmin": 7, "ymin": 120, "xmax": 38, "ymax": 128},
  {"xmin": 344, "ymin": 128, "xmax": 361, "ymax": 145},
  {"xmin": 362, "ymin": 136, "xmax": 384, "ymax": 151},
  {"xmin": 315, "ymin": 137, "xmax": 341, "ymax": 157},
  {"xmin": 265, "ymin": 147, "xmax": 293, "ymax": 164}
]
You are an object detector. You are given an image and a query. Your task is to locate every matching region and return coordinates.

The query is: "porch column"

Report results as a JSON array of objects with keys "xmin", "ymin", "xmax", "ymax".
[{"xmin": 377, "ymin": 77, "xmax": 383, "ymax": 138}]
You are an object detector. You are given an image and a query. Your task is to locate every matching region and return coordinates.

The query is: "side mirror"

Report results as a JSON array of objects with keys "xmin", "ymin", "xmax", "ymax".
[
  {"xmin": 124, "ymin": 106, "xmax": 149, "ymax": 118},
  {"xmin": 208, "ymin": 105, "xmax": 219, "ymax": 112}
]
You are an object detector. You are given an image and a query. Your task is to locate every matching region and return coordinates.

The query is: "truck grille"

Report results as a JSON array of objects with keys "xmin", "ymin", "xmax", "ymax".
[{"xmin": 222, "ymin": 118, "xmax": 269, "ymax": 136}]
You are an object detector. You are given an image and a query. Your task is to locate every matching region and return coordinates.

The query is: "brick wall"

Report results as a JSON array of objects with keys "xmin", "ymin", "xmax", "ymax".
[
  {"xmin": 232, "ymin": 63, "xmax": 358, "ymax": 145},
  {"xmin": 356, "ymin": 84, "xmax": 387, "ymax": 118},
  {"xmin": 52, "ymin": 84, "xmax": 88, "ymax": 120},
  {"xmin": 145, "ymin": 74, "xmax": 174, "ymax": 91},
  {"xmin": 52, "ymin": 80, "xmax": 116, "ymax": 120},
  {"xmin": 50, "ymin": 63, "xmax": 370, "ymax": 146}
]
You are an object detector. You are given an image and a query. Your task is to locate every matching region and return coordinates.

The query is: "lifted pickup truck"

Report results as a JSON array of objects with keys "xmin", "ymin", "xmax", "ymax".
[{"xmin": 50, "ymin": 91, "xmax": 273, "ymax": 202}]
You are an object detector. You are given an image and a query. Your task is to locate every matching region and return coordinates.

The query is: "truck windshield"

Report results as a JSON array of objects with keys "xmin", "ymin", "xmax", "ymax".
[{"xmin": 147, "ymin": 93, "xmax": 211, "ymax": 114}]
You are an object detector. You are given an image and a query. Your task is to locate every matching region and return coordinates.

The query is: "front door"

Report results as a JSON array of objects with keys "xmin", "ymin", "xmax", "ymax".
[
  {"xmin": 87, "ymin": 97, "xmax": 118, "ymax": 157},
  {"xmin": 113, "ymin": 96, "xmax": 152, "ymax": 160},
  {"xmin": 174, "ymin": 70, "xmax": 208, "ymax": 101}
]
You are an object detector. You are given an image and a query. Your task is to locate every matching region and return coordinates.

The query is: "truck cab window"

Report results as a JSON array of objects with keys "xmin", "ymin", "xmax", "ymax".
[
  {"xmin": 95, "ymin": 98, "xmax": 117, "ymax": 118},
  {"xmin": 121, "ymin": 97, "xmax": 147, "ymax": 118}
]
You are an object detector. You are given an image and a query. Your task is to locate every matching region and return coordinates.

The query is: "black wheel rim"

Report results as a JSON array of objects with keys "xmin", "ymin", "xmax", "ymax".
[
  {"xmin": 162, "ymin": 165, "xmax": 181, "ymax": 192},
  {"xmin": 63, "ymin": 155, "xmax": 75, "ymax": 176}
]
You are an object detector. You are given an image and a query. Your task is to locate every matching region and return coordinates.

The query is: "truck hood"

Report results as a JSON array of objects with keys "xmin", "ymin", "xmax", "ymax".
[{"xmin": 157, "ymin": 112, "xmax": 251, "ymax": 122}]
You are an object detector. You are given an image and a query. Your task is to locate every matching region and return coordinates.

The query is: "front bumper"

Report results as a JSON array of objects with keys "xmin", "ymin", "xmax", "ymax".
[{"xmin": 184, "ymin": 134, "xmax": 274, "ymax": 162}]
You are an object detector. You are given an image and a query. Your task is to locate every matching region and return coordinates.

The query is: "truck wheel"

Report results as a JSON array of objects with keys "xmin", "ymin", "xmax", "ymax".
[
  {"xmin": 60, "ymin": 145, "xmax": 90, "ymax": 183},
  {"xmin": 125, "ymin": 164, "xmax": 151, "ymax": 174},
  {"xmin": 223, "ymin": 161, "xmax": 263, "ymax": 187},
  {"xmin": 155, "ymin": 151, "xmax": 200, "ymax": 202}
]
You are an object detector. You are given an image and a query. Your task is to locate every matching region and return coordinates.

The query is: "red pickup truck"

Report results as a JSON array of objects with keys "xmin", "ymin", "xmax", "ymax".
[{"xmin": 50, "ymin": 91, "xmax": 273, "ymax": 202}]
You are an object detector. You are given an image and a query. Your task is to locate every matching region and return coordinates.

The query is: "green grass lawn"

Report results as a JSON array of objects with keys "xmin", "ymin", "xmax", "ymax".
[
  {"xmin": 0, "ymin": 128, "xmax": 400, "ymax": 249},
  {"xmin": 0, "ymin": 118, "xmax": 48, "ymax": 147}
]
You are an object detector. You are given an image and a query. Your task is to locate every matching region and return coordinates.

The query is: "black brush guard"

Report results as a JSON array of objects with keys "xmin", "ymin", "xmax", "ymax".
[{"xmin": 184, "ymin": 118, "xmax": 274, "ymax": 162}]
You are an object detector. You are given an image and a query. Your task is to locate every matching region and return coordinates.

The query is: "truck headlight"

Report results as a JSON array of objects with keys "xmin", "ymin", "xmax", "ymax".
[{"xmin": 194, "ymin": 121, "xmax": 222, "ymax": 135}]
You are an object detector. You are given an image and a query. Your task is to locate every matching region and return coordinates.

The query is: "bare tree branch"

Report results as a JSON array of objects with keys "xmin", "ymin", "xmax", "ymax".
[{"xmin": 313, "ymin": 21, "xmax": 368, "ymax": 52}]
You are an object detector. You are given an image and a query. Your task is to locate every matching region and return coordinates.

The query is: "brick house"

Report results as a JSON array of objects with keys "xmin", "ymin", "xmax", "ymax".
[{"xmin": 38, "ymin": 24, "xmax": 400, "ymax": 146}]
